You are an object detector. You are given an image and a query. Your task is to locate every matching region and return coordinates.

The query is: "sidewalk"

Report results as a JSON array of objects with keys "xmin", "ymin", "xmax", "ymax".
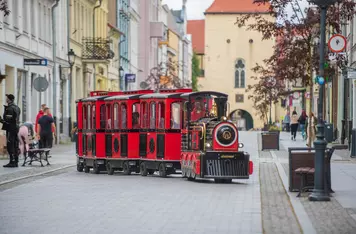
[
  {"xmin": 270, "ymin": 131, "xmax": 356, "ymax": 233},
  {"xmin": 0, "ymin": 143, "xmax": 76, "ymax": 184}
]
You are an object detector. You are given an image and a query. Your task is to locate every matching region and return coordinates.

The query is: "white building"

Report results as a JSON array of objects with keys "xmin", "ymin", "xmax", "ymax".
[{"xmin": 0, "ymin": 0, "xmax": 69, "ymax": 142}]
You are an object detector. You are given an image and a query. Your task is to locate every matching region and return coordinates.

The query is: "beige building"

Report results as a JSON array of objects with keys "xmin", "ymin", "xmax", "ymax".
[{"xmin": 198, "ymin": 0, "xmax": 277, "ymax": 129}]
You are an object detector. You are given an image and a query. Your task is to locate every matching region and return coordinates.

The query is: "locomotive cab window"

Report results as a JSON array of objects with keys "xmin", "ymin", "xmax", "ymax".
[
  {"xmin": 132, "ymin": 102, "xmax": 140, "ymax": 129},
  {"xmin": 149, "ymin": 102, "xmax": 156, "ymax": 129},
  {"xmin": 113, "ymin": 103, "xmax": 119, "ymax": 129},
  {"xmin": 121, "ymin": 103, "xmax": 127, "ymax": 129},
  {"xmin": 100, "ymin": 104, "xmax": 106, "ymax": 129},
  {"xmin": 171, "ymin": 102, "xmax": 181, "ymax": 129},
  {"xmin": 158, "ymin": 102, "xmax": 165, "ymax": 129}
]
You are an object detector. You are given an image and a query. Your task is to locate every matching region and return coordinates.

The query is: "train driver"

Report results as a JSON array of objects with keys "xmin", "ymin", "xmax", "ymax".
[{"xmin": 132, "ymin": 112, "xmax": 140, "ymax": 129}]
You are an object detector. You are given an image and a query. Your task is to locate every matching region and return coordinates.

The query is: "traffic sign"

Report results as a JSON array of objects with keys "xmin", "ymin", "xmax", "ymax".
[
  {"xmin": 24, "ymin": 59, "xmax": 48, "ymax": 66},
  {"xmin": 293, "ymin": 92, "xmax": 300, "ymax": 99},
  {"xmin": 328, "ymin": 34, "xmax": 347, "ymax": 53},
  {"xmin": 33, "ymin": 76, "xmax": 49, "ymax": 92}
]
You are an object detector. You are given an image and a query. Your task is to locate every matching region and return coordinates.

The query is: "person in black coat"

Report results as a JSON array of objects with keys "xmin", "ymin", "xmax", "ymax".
[{"xmin": 1, "ymin": 94, "xmax": 21, "ymax": 167}]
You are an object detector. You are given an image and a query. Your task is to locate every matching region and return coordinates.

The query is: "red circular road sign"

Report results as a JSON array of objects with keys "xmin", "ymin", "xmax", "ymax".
[{"xmin": 328, "ymin": 34, "xmax": 347, "ymax": 53}]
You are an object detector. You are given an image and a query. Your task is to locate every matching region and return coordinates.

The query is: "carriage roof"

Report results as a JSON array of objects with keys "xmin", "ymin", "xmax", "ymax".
[
  {"xmin": 139, "ymin": 92, "xmax": 186, "ymax": 99},
  {"xmin": 104, "ymin": 94, "xmax": 143, "ymax": 101},
  {"xmin": 180, "ymin": 91, "xmax": 228, "ymax": 99},
  {"xmin": 78, "ymin": 95, "xmax": 108, "ymax": 103}
]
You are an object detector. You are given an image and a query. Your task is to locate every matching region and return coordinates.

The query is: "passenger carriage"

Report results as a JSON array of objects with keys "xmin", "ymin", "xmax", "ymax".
[{"xmin": 75, "ymin": 89, "xmax": 253, "ymax": 183}]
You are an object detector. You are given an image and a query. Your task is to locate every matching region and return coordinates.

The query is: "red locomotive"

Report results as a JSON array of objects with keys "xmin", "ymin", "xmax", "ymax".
[{"xmin": 76, "ymin": 89, "xmax": 253, "ymax": 183}]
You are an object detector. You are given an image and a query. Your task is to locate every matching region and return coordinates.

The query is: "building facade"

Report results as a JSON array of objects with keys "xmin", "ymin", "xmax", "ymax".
[
  {"xmin": 0, "ymin": 0, "xmax": 69, "ymax": 142},
  {"xmin": 199, "ymin": 0, "xmax": 276, "ymax": 129},
  {"xmin": 118, "ymin": 0, "xmax": 130, "ymax": 90}
]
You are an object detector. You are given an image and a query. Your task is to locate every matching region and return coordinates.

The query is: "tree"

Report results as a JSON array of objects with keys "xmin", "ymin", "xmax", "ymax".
[
  {"xmin": 140, "ymin": 58, "xmax": 191, "ymax": 91},
  {"xmin": 235, "ymin": 0, "xmax": 355, "ymax": 118},
  {"xmin": 0, "ymin": 0, "xmax": 10, "ymax": 16},
  {"xmin": 191, "ymin": 52, "xmax": 200, "ymax": 91}
]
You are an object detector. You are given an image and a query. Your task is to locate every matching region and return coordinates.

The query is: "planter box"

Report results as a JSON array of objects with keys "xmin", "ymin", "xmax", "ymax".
[
  {"xmin": 261, "ymin": 131, "xmax": 280, "ymax": 150},
  {"xmin": 288, "ymin": 149, "xmax": 315, "ymax": 192}
]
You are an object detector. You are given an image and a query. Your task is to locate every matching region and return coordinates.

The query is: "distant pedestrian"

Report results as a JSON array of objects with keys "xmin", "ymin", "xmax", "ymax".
[
  {"xmin": 298, "ymin": 110, "xmax": 307, "ymax": 140},
  {"xmin": 35, "ymin": 104, "xmax": 53, "ymax": 147},
  {"xmin": 290, "ymin": 111, "xmax": 299, "ymax": 141},
  {"xmin": 306, "ymin": 112, "xmax": 317, "ymax": 147},
  {"xmin": 283, "ymin": 111, "xmax": 291, "ymax": 132},
  {"xmin": 37, "ymin": 107, "xmax": 56, "ymax": 149},
  {"xmin": 18, "ymin": 122, "xmax": 34, "ymax": 156}
]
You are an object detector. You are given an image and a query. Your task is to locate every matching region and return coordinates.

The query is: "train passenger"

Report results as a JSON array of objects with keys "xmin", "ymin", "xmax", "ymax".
[{"xmin": 132, "ymin": 112, "xmax": 140, "ymax": 129}]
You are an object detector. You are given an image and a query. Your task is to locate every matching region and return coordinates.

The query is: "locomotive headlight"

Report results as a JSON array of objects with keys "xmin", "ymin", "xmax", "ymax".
[
  {"xmin": 220, "ymin": 116, "xmax": 228, "ymax": 122},
  {"xmin": 205, "ymin": 143, "xmax": 211, "ymax": 148},
  {"xmin": 215, "ymin": 123, "xmax": 237, "ymax": 147},
  {"xmin": 238, "ymin": 143, "xmax": 244, "ymax": 148}
]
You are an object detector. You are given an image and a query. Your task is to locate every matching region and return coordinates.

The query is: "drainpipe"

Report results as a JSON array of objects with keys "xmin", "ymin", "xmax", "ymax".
[
  {"xmin": 93, "ymin": 0, "xmax": 103, "ymax": 91},
  {"xmin": 51, "ymin": 0, "xmax": 60, "ymax": 144}
]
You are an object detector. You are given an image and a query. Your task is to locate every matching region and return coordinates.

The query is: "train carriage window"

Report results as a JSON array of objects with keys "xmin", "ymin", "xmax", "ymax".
[
  {"xmin": 141, "ymin": 102, "xmax": 148, "ymax": 129},
  {"xmin": 82, "ymin": 105, "xmax": 87, "ymax": 130},
  {"xmin": 149, "ymin": 102, "xmax": 156, "ymax": 129},
  {"xmin": 106, "ymin": 104, "xmax": 112, "ymax": 129},
  {"xmin": 113, "ymin": 103, "xmax": 119, "ymax": 129},
  {"xmin": 183, "ymin": 102, "xmax": 188, "ymax": 129},
  {"xmin": 87, "ymin": 105, "xmax": 91, "ymax": 129},
  {"xmin": 92, "ymin": 105, "xmax": 96, "ymax": 129},
  {"xmin": 121, "ymin": 104, "xmax": 127, "ymax": 129},
  {"xmin": 171, "ymin": 102, "xmax": 182, "ymax": 129},
  {"xmin": 158, "ymin": 102, "xmax": 165, "ymax": 129},
  {"xmin": 132, "ymin": 103, "xmax": 140, "ymax": 129},
  {"xmin": 100, "ymin": 105, "xmax": 106, "ymax": 129}
]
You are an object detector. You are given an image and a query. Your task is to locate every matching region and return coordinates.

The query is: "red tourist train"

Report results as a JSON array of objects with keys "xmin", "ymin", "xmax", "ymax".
[{"xmin": 75, "ymin": 89, "xmax": 253, "ymax": 183}]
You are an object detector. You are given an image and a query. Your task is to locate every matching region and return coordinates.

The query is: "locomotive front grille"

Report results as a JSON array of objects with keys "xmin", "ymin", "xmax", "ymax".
[{"xmin": 205, "ymin": 159, "xmax": 248, "ymax": 178}]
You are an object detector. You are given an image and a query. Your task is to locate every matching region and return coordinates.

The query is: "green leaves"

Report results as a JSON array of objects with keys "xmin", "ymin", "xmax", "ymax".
[{"xmin": 191, "ymin": 52, "xmax": 200, "ymax": 92}]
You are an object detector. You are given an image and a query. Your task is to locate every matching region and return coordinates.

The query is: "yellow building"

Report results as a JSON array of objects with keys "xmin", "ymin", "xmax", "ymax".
[
  {"xmin": 199, "ymin": 0, "xmax": 277, "ymax": 129},
  {"xmin": 70, "ymin": 0, "xmax": 113, "ymax": 120}
]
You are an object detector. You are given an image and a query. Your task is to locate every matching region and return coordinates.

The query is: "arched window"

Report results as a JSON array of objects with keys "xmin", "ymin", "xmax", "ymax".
[{"xmin": 235, "ymin": 59, "xmax": 246, "ymax": 88}]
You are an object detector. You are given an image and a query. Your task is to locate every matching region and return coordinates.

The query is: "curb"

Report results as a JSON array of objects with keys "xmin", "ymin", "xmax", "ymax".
[
  {"xmin": 0, "ymin": 164, "xmax": 75, "ymax": 186},
  {"xmin": 270, "ymin": 151, "xmax": 316, "ymax": 234}
]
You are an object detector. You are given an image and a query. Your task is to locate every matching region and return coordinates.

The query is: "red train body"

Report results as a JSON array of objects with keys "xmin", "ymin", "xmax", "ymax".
[{"xmin": 75, "ymin": 89, "xmax": 253, "ymax": 183}]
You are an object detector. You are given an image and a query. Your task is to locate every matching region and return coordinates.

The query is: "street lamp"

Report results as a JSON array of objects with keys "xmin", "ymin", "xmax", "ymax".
[
  {"xmin": 308, "ymin": 0, "xmax": 338, "ymax": 202},
  {"xmin": 68, "ymin": 49, "xmax": 76, "ymax": 67},
  {"xmin": 66, "ymin": 49, "xmax": 76, "ymax": 141},
  {"xmin": 119, "ymin": 66, "xmax": 124, "ymax": 91}
]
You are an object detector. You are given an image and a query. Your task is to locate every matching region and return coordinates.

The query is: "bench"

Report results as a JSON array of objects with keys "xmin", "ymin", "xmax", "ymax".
[
  {"xmin": 22, "ymin": 148, "xmax": 51, "ymax": 167},
  {"xmin": 294, "ymin": 145, "xmax": 348, "ymax": 197}
]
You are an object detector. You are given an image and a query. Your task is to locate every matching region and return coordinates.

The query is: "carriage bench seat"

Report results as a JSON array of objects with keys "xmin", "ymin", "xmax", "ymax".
[
  {"xmin": 22, "ymin": 148, "xmax": 51, "ymax": 167},
  {"xmin": 295, "ymin": 167, "xmax": 315, "ymax": 197}
]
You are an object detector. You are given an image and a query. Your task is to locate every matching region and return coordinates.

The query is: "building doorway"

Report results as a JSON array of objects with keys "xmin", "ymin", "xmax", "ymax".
[{"xmin": 229, "ymin": 109, "xmax": 254, "ymax": 131}]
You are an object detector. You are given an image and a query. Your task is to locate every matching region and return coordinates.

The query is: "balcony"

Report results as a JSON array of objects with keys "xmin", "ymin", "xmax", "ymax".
[{"xmin": 82, "ymin": 37, "xmax": 115, "ymax": 61}]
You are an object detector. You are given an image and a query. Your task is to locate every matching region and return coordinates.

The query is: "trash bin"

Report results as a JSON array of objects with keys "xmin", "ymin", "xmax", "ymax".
[{"xmin": 324, "ymin": 123, "xmax": 333, "ymax": 143}]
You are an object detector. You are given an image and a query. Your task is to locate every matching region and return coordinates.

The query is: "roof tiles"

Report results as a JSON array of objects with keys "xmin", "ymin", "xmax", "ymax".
[
  {"xmin": 205, "ymin": 0, "xmax": 270, "ymax": 14},
  {"xmin": 187, "ymin": 20, "xmax": 205, "ymax": 54}
]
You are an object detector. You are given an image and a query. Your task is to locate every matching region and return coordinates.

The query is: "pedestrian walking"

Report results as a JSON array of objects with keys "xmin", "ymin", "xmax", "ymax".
[
  {"xmin": 306, "ymin": 112, "xmax": 317, "ymax": 147},
  {"xmin": 1, "ymin": 94, "xmax": 21, "ymax": 167},
  {"xmin": 290, "ymin": 111, "xmax": 299, "ymax": 141},
  {"xmin": 35, "ymin": 104, "xmax": 53, "ymax": 147},
  {"xmin": 283, "ymin": 111, "xmax": 291, "ymax": 132},
  {"xmin": 37, "ymin": 107, "xmax": 56, "ymax": 149},
  {"xmin": 298, "ymin": 110, "xmax": 307, "ymax": 140}
]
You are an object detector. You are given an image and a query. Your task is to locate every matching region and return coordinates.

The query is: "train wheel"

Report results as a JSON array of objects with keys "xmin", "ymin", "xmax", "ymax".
[
  {"xmin": 140, "ymin": 162, "xmax": 148, "ymax": 176},
  {"xmin": 93, "ymin": 161, "xmax": 100, "ymax": 174},
  {"xmin": 123, "ymin": 162, "xmax": 131, "ymax": 175},
  {"xmin": 84, "ymin": 165, "xmax": 90, "ymax": 173},
  {"xmin": 106, "ymin": 162, "xmax": 114, "ymax": 175},
  {"xmin": 77, "ymin": 163, "xmax": 84, "ymax": 172},
  {"xmin": 158, "ymin": 163, "xmax": 167, "ymax": 178}
]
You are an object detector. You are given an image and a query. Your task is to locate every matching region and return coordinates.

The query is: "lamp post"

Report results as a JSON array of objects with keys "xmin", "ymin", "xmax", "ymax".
[
  {"xmin": 119, "ymin": 66, "xmax": 124, "ymax": 91},
  {"xmin": 308, "ymin": 0, "xmax": 337, "ymax": 202},
  {"xmin": 67, "ymin": 48, "xmax": 76, "ymax": 139}
]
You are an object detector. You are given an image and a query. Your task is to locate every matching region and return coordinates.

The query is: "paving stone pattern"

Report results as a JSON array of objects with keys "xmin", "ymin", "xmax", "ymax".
[
  {"xmin": 260, "ymin": 162, "xmax": 302, "ymax": 234},
  {"xmin": 300, "ymin": 197, "xmax": 356, "ymax": 234}
]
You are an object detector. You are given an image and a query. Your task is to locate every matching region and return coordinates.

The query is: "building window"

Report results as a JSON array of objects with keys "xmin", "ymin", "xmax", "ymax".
[
  {"xmin": 235, "ymin": 94, "xmax": 244, "ymax": 103},
  {"xmin": 23, "ymin": 0, "xmax": 28, "ymax": 33},
  {"xmin": 13, "ymin": 0, "xmax": 19, "ymax": 29},
  {"xmin": 38, "ymin": 3, "xmax": 42, "ymax": 39},
  {"xmin": 31, "ymin": 0, "xmax": 35, "ymax": 36},
  {"xmin": 235, "ymin": 59, "xmax": 246, "ymax": 88}
]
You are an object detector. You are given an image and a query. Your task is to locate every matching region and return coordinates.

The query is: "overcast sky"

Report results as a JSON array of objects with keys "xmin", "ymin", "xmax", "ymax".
[{"xmin": 162, "ymin": 0, "xmax": 311, "ymax": 21}]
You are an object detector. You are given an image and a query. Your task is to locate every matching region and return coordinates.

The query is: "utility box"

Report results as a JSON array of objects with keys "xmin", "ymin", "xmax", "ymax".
[{"xmin": 324, "ymin": 123, "xmax": 333, "ymax": 143}]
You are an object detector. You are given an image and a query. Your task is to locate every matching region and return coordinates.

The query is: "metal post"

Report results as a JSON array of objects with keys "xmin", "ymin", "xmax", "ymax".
[
  {"xmin": 352, "ymin": 79, "xmax": 356, "ymax": 157},
  {"xmin": 269, "ymin": 95, "xmax": 272, "ymax": 125},
  {"xmin": 309, "ymin": 6, "xmax": 330, "ymax": 201}
]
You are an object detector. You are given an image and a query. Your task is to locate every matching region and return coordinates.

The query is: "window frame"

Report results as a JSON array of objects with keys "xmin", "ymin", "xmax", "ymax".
[
  {"xmin": 99, "ymin": 104, "xmax": 106, "ymax": 129},
  {"xmin": 149, "ymin": 101, "xmax": 156, "ymax": 129},
  {"xmin": 170, "ymin": 102, "xmax": 182, "ymax": 129},
  {"xmin": 235, "ymin": 59, "xmax": 246, "ymax": 88},
  {"xmin": 113, "ymin": 102, "xmax": 119, "ymax": 129},
  {"xmin": 157, "ymin": 102, "xmax": 165, "ymax": 129},
  {"xmin": 140, "ymin": 102, "xmax": 149, "ymax": 129},
  {"xmin": 120, "ymin": 103, "xmax": 127, "ymax": 129}
]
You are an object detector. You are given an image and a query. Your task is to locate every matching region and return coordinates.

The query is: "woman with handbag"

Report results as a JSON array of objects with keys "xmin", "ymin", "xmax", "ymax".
[{"xmin": 306, "ymin": 112, "xmax": 317, "ymax": 147}]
